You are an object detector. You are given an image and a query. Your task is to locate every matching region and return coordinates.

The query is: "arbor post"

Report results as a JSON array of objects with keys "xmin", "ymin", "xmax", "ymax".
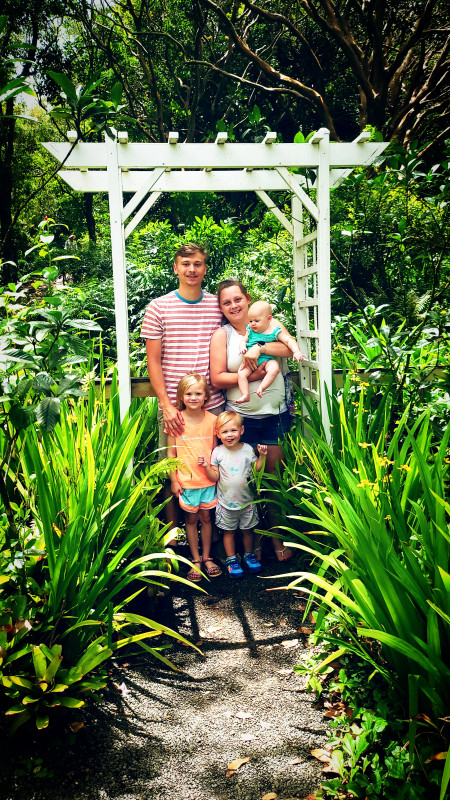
[
  {"xmin": 315, "ymin": 129, "xmax": 332, "ymax": 436},
  {"xmin": 105, "ymin": 132, "xmax": 132, "ymax": 422}
]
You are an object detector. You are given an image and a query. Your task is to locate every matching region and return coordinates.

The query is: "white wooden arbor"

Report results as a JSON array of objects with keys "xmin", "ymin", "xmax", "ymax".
[{"xmin": 43, "ymin": 129, "xmax": 388, "ymax": 429}]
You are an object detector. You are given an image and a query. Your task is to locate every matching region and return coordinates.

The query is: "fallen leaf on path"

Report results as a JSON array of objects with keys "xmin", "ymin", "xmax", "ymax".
[
  {"xmin": 262, "ymin": 793, "xmax": 278, "ymax": 800},
  {"xmin": 287, "ymin": 757, "xmax": 303, "ymax": 765},
  {"xmin": 323, "ymin": 701, "xmax": 347, "ymax": 719},
  {"xmin": 227, "ymin": 756, "xmax": 250, "ymax": 775},
  {"xmin": 322, "ymin": 762, "xmax": 341, "ymax": 774},
  {"xmin": 70, "ymin": 722, "xmax": 84, "ymax": 733},
  {"xmin": 298, "ymin": 627, "xmax": 313, "ymax": 635},
  {"xmin": 302, "ymin": 795, "xmax": 317, "ymax": 799},
  {"xmin": 279, "ymin": 619, "xmax": 287, "ymax": 627},
  {"xmin": 235, "ymin": 711, "xmax": 252, "ymax": 719},
  {"xmin": 310, "ymin": 748, "xmax": 332, "ymax": 763},
  {"xmin": 281, "ymin": 639, "xmax": 299, "ymax": 648}
]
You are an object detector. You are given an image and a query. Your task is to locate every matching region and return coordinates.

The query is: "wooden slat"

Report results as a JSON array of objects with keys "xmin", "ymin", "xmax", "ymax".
[
  {"xmin": 295, "ymin": 231, "xmax": 317, "ymax": 248},
  {"xmin": 298, "ymin": 299, "xmax": 319, "ymax": 308},
  {"xmin": 93, "ymin": 365, "xmax": 447, "ymax": 399},
  {"xmin": 44, "ymin": 140, "xmax": 389, "ymax": 170},
  {"xmin": 303, "ymin": 387, "xmax": 320, "ymax": 400},
  {"xmin": 296, "ymin": 266, "xmax": 318, "ymax": 278}
]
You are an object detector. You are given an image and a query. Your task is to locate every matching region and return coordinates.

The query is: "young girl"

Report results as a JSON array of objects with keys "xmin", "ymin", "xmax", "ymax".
[{"xmin": 167, "ymin": 373, "xmax": 222, "ymax": 582}]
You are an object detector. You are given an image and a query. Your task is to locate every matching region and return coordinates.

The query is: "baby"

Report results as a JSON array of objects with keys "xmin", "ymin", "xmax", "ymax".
[{"xmin": 236, "ymin": 300, "xmax": 305, "ymax": 404}]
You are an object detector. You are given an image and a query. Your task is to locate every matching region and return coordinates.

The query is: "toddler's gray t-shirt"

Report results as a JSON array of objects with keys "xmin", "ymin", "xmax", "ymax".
[{"xmin": 211, "ymin": 443, "xmax": 257, "ymax": 509}]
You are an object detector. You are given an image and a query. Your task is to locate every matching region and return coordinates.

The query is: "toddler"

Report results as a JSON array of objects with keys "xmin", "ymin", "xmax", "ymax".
[
  {"xmin": 199, "ymin": 410, "xmax": 266, "ymax": 579},
  {"xmin": 236, "ymin": 300, "xmax": 305, "ymax": 404},
  {"xmin": 167, "ymin": 373, "xmax": 222, "ymax": 582}
]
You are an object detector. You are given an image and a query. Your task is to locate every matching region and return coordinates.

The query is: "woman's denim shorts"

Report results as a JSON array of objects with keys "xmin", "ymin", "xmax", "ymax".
[{"xmin": 237, "ymin": 409, "xmax": 292, "ymax": 447}]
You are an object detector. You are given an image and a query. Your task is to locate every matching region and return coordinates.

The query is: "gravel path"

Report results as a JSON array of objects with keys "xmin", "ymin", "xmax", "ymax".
[{"xmin": 1, "ymin": 557, "xmax": 329, "ymax": 800}]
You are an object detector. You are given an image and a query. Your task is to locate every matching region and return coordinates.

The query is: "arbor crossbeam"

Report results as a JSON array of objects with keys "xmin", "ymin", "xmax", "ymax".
[{"xmin": 43, "ymin": 130, "xmax": 388, "ymax": 432}]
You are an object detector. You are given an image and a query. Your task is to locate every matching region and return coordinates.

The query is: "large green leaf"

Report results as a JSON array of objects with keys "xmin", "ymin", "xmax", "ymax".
[
  {"xmin": 36, "ymin": 397, "xmax": 61, "ymax": 432},
  {"xmin": 47, "ymin": 71, "xmax": 78, "ymax": 105}
]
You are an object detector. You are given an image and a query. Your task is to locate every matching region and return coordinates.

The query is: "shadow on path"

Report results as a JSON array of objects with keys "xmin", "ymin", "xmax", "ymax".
[{"xmin": 1, "ymin": 560, "xmax": 329, "ymax": 800}]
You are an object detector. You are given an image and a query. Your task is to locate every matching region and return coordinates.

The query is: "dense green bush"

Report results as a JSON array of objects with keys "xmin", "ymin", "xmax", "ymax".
[
  {"xmin": 332, "ymin": 304, "xmax": 450, "ymax": 433},
  {"xmin": 330, "ymin": 144, "xmax": 449, "ymax": 321}
]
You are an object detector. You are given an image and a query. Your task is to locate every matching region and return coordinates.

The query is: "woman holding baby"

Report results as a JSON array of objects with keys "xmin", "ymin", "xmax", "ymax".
[{"xmin": 210, "ymin": 279, "xmax": 303, "ymax": 562}]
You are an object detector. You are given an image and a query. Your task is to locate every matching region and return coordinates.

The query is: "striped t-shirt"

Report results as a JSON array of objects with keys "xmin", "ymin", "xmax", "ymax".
[{"xmin": 140, "ymin": 290, "xmax": 223, "ymax": 408}]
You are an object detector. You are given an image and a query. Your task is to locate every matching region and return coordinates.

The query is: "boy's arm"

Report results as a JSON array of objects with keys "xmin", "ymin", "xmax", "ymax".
[
  {"xmin": 146, "ymin": 339, "xmax": 185, "ymax": 434},
  {"xmin": 255, "ymin": 443, "xmax": 268, "ymax": 472},
  {"xmin": 167, "ymin": 435, "xmax": 182, "ymax": 498}
]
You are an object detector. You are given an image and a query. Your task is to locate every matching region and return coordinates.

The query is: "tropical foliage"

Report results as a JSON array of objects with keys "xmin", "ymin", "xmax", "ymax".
[
  {"xmin": 0, "ymin": 237, "xmax": 200, "ymax": 735},
  {"xmin": 0, "ymin": 2, "xmax": 449, "ymax": 793},
  {"xmin": 265, "ymin": 381, "xmax": 450, "ymax": 797}
]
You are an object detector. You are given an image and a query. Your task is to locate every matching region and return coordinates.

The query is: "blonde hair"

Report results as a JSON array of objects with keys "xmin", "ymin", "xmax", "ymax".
[
  {"xmin": 175, "ymin": 373, "xmax": 210, "ymax": 410},
  {"xmin": 249, "ymin": 300, "xmax": 272, "ymax": 317},
  {"xmin": 216, "ymin": 410, "xmax": 243, "ymax": 432}
]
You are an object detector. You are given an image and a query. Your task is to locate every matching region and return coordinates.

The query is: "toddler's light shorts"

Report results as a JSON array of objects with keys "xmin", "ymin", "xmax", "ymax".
[
  {"xmin": 215, "ymin": 502, "xmax": 259, "ymax": 531},
  {"xmin": 179, "ymin": 485, "xmax": 217, "ymax": 513}
]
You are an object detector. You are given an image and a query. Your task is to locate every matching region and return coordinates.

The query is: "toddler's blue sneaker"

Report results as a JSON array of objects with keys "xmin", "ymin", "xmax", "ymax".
[
  {"xmin": 225, "ymin": 556, "xmax": 244, "ymax": 579},
  {"xmin": 243, "ymin": 552, "xmax": 262, "ymax": 573}
]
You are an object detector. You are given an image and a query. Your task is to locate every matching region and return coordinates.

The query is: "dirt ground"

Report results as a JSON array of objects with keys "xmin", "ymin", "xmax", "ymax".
[{"xmin": 1, "ymin": 555, "xmax": 329, "ymax": 800}]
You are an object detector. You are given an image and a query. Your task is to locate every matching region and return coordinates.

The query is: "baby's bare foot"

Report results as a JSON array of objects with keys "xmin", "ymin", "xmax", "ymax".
[{"xmin": 235, "ymin": 394, "xmax": 250, "ymax": 404}]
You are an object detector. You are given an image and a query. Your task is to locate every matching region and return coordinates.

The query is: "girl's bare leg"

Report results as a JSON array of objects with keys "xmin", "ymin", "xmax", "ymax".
[
  {"xmin": 236, "ymin": 366, "xmax": 252, "ymax": 404},
  {"xmin": 185, "ymin": 511, "xmax": 201, "ymax": 562},
  {"xmin": 198, "ymin": 508, "xmax": 212, "ymax": 560},
  {"xmin": 256, "ymin": 360, "xmax": 280, "ymax": 398}
]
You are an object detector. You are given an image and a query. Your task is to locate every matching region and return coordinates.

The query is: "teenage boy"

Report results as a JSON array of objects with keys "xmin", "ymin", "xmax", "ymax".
[{"xmin": 141, "ymin": 244, "xmax": 224, "ymax": 524}]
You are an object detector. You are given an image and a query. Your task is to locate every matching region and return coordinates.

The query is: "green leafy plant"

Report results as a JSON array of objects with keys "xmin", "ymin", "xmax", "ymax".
[
  {"xmin": 282, "ymin": 401, "xmax": 450, "ymax": 714},
  {"xmin": 294, "ymin": 646, "xmax": 448, "ymax": 799},
  {"xmin": 268, "ymin": 382, "xmax": 450, "ymax": 797},
  {"xmin": 47, "ymin": 70, "xmax": 126, "ymax": 141},
  {"xmin": 0, "ymin": 221, "xmax": 101, "ymax": 552},
  {"xmin": 0, "ymin": 368, "xmax": 202, "ymax": 734}
]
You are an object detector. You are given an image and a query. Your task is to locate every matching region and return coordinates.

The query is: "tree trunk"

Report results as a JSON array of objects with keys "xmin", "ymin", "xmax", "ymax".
[{"xmin": 83, "ymin": 193, "xmax": 97, "ymax": 242}]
